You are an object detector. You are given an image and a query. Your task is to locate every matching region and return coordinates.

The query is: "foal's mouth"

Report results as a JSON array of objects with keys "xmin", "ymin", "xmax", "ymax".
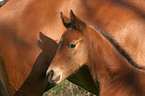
[{"xmin": 46, "ymin": 70, "xmax": 62, "ymax": 84}]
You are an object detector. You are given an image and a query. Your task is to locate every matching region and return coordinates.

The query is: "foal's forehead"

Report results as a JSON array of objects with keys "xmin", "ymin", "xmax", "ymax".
[{"xmin": 62, "ymin": 28, "xmax": 82, "ymax": 42}]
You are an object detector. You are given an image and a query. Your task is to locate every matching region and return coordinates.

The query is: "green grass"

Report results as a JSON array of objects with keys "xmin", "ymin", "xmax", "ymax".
[{"xmin": 43, "ymin": 79, "xmax": 96, "ymax": 96}]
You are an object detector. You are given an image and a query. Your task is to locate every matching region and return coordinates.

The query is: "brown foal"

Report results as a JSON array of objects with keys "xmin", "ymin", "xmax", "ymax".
[{"xmin": 46, "ymin": 11, "xmax": 145, "ymax": 96}]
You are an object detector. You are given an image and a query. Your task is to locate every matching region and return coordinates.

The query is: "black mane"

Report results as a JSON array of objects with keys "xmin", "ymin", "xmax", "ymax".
[{"xmin": 86, "ymin": 21, "xmax": 143, "ymax": 69}]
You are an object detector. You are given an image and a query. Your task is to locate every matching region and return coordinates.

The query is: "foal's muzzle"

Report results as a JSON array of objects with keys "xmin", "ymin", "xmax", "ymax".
[{"xmin": 46, "ymin": 70, "xmax": 61, "ymax": 84}]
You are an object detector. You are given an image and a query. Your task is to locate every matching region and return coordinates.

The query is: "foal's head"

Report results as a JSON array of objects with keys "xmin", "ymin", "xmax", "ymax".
[{"xmin": 46, "ymin": 10, "xmax": 91, "ymax": 84}]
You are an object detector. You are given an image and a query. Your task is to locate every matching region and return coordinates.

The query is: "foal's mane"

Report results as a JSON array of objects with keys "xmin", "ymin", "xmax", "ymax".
[{"xmin": 84, "ymin": 20, "xmax": 142, "ymax": 69}]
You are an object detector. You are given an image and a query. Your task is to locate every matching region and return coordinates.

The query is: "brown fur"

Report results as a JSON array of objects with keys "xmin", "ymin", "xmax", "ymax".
[
  {"xmin": 47, "ymin": 11, "xmax": 145, "ymax": 96},
  {"xmin": 0, "ymin": 0, "xmax": 98, "ymax": 95},
  {"xmin": 0, "ymin": 0, "xmax": 145, "ymax": 95},
  {"xmin": 87, "ymin": 25, "xmax": 145, "ymax": 96}
]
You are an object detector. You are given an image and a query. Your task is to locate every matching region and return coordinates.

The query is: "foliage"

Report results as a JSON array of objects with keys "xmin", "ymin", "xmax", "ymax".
[
  {"xmin": 0, "ymin": 0, "xmax": 6, "ymax": 7},
  {"xmin": 43, "ymin": 79, "xmax": 96, "ymax": 96}
]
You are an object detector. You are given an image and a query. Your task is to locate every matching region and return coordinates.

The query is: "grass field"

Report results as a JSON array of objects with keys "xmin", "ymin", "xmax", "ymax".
[{"xmin": 43, "ymin": 79, "xmax": 96, "ymax": 96}]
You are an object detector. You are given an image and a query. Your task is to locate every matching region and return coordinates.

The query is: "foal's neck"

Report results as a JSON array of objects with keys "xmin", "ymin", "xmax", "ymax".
[
  {"xmin": 86, "ymin": 26, "xmax": 145, "ymax": 95},
  {"xmin": 87, "ymin": 26, "xmax": 133, "ymax": 77}
]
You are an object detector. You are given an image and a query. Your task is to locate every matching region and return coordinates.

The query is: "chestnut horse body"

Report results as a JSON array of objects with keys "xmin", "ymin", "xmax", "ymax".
[
  {"xmin": 0, "ymin": 0, "xmax": 145, "ymax": 95},
  {"xmin": 47, "ymin": 11, "xmax": 145, "ymax": 96}
]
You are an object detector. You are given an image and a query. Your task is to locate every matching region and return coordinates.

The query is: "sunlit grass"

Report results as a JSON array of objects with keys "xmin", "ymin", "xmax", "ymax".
[{"xmin": 43, "ymin": 79, "xmax": 96, "ymax": 96}]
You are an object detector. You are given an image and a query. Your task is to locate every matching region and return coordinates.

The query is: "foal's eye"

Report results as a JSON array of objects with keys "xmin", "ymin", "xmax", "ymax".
[{"xmin": 69, "ymin": 44, "xmax": 76, "ymax": 49}]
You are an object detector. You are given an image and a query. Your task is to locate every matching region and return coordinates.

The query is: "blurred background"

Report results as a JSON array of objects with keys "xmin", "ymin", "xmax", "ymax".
[{"xmin": 0, "ymin": 0, "xmax": 7, "ymax": 7}]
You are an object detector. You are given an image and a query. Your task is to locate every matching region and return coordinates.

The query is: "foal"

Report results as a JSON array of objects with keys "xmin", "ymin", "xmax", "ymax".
[{"xmin": 46, "ymin": 11, "xmax": 145, "ymax": 96}]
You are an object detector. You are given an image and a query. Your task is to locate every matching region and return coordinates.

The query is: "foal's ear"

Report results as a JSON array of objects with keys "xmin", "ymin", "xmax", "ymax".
[
  {"xmin": 60, "ymin": 12, "xmax": 71, "ymax": 28},
  {"xmin": 70, "ymin": 10, "xmax": 86, "ymax": 30}
]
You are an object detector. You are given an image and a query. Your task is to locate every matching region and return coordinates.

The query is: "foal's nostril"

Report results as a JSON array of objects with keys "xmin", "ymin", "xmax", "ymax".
[
  {"xmin": 46, "ymin": 70, "xmax": 54, "ymax": 80},
  {"xmin": 48, "ymin": 70, "xmax": 54, "ymax": 76},
  {"xmin": 46, "ymin": 70, "xmax": 61, "ymax": 83}
]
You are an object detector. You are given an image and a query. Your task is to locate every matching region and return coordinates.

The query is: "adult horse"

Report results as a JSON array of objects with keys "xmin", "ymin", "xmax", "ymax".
[
  {"xmin": 0, "ymin": 0, "xmax": 145, "ymax": 95},
  {"xmin": 0, "ymin": 0, "xmax": 99, "ymax": 95},
  {"xmin": 47, "ymin": 10, "xmax": 145, "ymax": 96}
]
